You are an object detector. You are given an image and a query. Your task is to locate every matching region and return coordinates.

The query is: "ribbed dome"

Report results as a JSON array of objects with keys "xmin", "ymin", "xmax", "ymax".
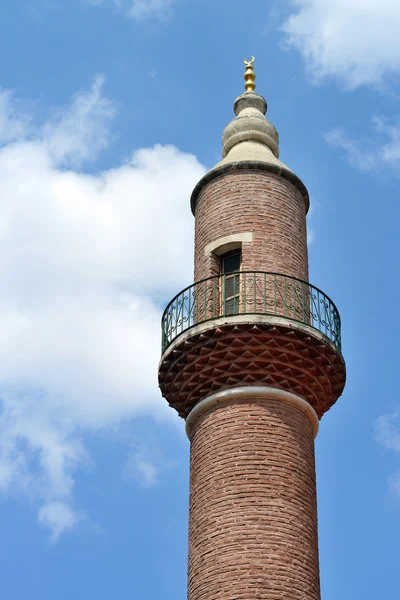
[
  {"xmin": 210, "ymin": 90, "xmax": 291, "ymax": 174},
  {"xmin": 222, "ymin": 92, "xmax": 279, "ymax": 159}
]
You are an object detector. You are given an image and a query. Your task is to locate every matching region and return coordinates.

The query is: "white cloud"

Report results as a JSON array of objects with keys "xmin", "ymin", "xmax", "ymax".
[
  {"xmin": 88, "ymin": 0, "xmax": 177, "ymax": 21},
  {"xmin": 123, "ymin": 451, "xmax": 159, "ymax": 487},
  {"xmin": 282, "ymin": 0, "xmax": 400, "ymax": 89},
  {"xmin": 127, "ymin": 0, "xmax": 176, "ymax": 20},
  {"xmin": 375, "ymin": 413, "xmax": 400, "ymax": 453},
  {"xmin": 39, "ymin": 502, "xmax": 83, "ymax": 543},
  {"xmin": 0, "ymin": 78, "xmax": 205, "ymax": 538},
  {"xmin": 42, "ymin": 75, "xmax": 115, "ymax": 167},
  {"xmin": 0, "ymin": 91, "xmax": 31, "ymax": 144},
  {"xmin": 375, "ymin": 413, "xmax": 400, "ymax": 500},
  {"xmin": 325, "ymin": 116, "xmax": 400, "ymax": 171}
]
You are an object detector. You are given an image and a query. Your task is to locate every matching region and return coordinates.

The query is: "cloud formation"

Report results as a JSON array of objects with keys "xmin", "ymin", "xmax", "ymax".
[
  {"xmin": 325, "ymin": 116, "xmax": 400, "ymax": 171},
  {"xmin": 88, "ymin": 0, "xmax": 177, "ymax": 21},
  {"xmin": 282, "ymin": 0, "xmax": 400, "ymax": 89},
  {"xmin": 375, "ymin": 413, "xmax": 400, "ymax": 453},
  {"xmin": 375, "ymin": 412, "xmax": 400, "ymax": 500},
  {"xmin": 0, "ymin": 78, "xmax": 205, "ymax": 539},
  {"xmin": 123, "ymin": 450, "xmax": 159, "ymax": 487}
]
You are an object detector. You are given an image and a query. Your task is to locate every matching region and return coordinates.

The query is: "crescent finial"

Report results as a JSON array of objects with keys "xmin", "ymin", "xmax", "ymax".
[
  {"xmin": 243, "ymin": 56, "xmax": 256, "ymax": 92},
  {"xmin": 244, "ymin": 56, "xmax": 255, "ymax": 68}
]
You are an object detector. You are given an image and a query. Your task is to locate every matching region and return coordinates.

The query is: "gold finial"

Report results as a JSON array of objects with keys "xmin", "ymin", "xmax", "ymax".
[{"xmin": 244, "ymin": 56, "xmax": 256, "ymax": 92}]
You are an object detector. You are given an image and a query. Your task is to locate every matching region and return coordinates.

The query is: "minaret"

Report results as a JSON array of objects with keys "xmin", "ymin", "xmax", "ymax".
[{"xmin": 159, "ymin": 58, "xmax": 346, "ymax": 600}]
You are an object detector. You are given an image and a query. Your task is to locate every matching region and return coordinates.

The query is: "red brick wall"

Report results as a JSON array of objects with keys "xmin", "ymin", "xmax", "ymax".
[
  {"xmin": 188, "ymin": 397, "xmax": 320, "ymax": 600},
  {"xmin": 194, "ymin": 170, "xmax": 309, "ymax": 283}
]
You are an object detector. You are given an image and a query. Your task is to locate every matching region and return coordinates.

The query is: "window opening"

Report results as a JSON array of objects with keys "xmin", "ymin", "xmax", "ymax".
[{"xmin": 221, "ymin": 250, "xmax": 241, "ymax": 316}]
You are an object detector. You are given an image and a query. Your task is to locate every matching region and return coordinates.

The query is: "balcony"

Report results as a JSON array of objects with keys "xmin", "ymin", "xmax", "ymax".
[{"xmin": 161, "ymin": 271, "xmax": 341, "ymax": 353}]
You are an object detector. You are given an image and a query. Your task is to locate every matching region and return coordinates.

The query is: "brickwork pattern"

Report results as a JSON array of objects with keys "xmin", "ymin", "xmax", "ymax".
[
  {"xmin": 194, "ymin": 170, "xmax": 308, "ymax": 283},
  {"xmin": 188, "ymin": 397, "xmax": 320, "ymax": 600}
]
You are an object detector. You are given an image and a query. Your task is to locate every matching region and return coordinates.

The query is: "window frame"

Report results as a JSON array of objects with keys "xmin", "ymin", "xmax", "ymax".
[{"xmin": 220, "ymin": 249, "xmax": 242, "ymax": 315}]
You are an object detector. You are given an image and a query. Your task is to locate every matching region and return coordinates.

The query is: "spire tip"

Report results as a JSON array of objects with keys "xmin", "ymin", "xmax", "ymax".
[{"xmin": 244, "ymin": 56, "xmax": 256, "ymax": 92}]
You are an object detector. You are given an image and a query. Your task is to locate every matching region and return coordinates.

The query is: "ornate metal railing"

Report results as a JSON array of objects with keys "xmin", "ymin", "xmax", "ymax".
[{"xmin": 161, "ymin": 271, "xmax": 341, "ymax": 353}]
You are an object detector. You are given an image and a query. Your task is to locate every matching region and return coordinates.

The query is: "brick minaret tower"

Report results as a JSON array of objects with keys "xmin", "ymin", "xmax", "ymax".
[{"xmin": 159, "ymin": 58, "xmax": 346, "ymax": 600}]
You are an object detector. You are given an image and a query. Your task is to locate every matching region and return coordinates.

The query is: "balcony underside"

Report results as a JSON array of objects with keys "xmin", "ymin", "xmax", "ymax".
[{"xmin": 158, "ymin": 315, "xmax": 346, "ymax": 420}]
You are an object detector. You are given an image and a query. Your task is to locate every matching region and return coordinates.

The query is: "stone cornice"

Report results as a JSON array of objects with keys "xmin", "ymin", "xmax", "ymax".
[{"xmin": 190, "ymin": 161, "xmax": 310, "ymax": 216}]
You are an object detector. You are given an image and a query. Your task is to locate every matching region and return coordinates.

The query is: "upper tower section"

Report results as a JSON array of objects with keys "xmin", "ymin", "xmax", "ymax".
[
  {"xmin": 192, "ymin": 58, "xmax": 309, "ymax": 285},
  {"xmin": 159, "ymin": 58, "xmax": 345, "ymax": 422}
]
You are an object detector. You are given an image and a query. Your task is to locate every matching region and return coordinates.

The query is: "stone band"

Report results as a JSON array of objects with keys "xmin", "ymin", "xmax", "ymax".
[{"xmin": 185, "ymin": 385, "xmax": 320, "ymax": 439}]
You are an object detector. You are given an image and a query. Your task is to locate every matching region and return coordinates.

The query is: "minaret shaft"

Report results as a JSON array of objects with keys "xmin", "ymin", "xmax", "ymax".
[{"xmin": 188, "ymin": 396, "xmax": 320, "ymax": 600}]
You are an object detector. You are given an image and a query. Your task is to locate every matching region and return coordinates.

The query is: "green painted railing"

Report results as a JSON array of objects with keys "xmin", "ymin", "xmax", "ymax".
[{"xmin": 161, "ymin": 271, "xmax": 341, "ymax": 353}]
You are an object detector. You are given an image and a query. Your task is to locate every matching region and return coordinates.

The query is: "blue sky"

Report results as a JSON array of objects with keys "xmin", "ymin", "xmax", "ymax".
[{"xmin": 1, "ymin": 0, "xmax": 400, "ymax": 598}]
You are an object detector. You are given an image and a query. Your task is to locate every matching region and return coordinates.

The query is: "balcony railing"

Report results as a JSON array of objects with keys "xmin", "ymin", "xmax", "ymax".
[{"xmin": 161, "ymin": 271, "xmax": 341, "ymax": 353}]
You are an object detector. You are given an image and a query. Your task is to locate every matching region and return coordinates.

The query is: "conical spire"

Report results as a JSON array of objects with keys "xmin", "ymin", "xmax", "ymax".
[{"xmin": 220, "ymin": 57, "xmax": 280, "ymax": 162}]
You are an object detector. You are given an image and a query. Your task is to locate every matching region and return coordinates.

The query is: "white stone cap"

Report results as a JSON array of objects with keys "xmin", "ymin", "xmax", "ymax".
[{"xmin": 215, "ymin": 91, "xmax": 292, "ymax": 174}]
